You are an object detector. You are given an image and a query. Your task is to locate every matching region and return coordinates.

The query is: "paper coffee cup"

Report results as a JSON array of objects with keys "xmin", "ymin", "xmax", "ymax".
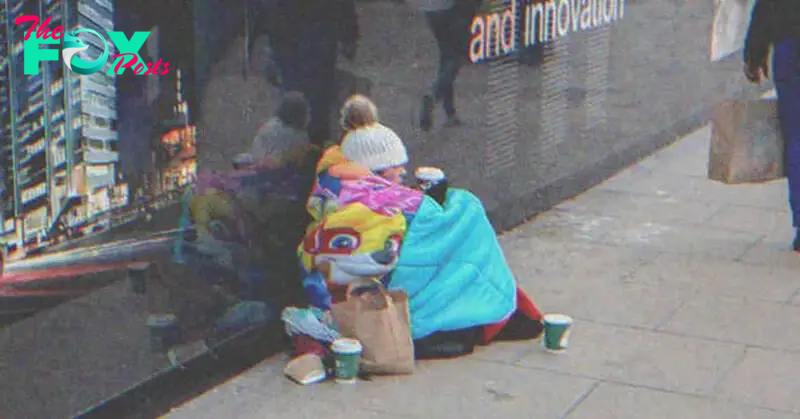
[
  {"xmin": 128, "ymin": 262, "xmax": 150, "ymax": 294},
  {"xmin": 414, "ymin": 166, "xmax": 448, "ymax": 205},
  {"xmin": 542, "ymin": 314, "xmax": 572, "ymax": 352},
  {"xmin": 147, "ymin": 313, "xmax": 180, "ymax": 353},
  {"xmin": 331, "ymin": 338, "xmax": 362, "ymax": 383},
  {"xmin": 414, "ymin": 166, "xmax": 445, "ymax": 182}
]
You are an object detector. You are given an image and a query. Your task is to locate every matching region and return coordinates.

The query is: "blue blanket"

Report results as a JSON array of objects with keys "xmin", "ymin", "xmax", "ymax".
[{"xmin": 387, "ymin": 189, "xmax": 517, "ymax": 340}]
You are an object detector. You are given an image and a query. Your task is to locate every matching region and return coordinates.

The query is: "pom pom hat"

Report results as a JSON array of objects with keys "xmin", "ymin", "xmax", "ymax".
[{"xmin": 341, "ymin": 123, "xmax": 408, "ymax": 172}]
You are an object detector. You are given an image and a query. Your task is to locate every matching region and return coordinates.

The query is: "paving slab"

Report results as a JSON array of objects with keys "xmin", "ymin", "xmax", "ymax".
[
  {"xmin": 304, "ymin": 358, "xmax": 597, "ymax": 419},
  {"xmin": 169, "ymin": 397, "xmax": 412, "ymax": 419},
  {"xmin": 598, "ymin": 220, "xmax": 763, "ymax": 259},
  {"xmin": 516, "ymin": 321, "xmax": 745, "ymax": 395},
  {"xmin": 554, "ymin": 188, "xmax": 723, "ymax": 225},
  {"xmin": 598, "ymin": 149, "xmax": 790, "ymax": 211},
  {"xmin": 567, "ymin": 383, "xmax": 799, "ymax": 419},
  {"xmin": 635, "ymin": 126, "xmax": 712, "ymax": 177},
  {"xmin": 501, "ymin": 239, "xmax": 660, "ymax": 292},
  {"xmin": 600, "ymin": 169, "xmax": 790, "ymax": 210},
  {"xmin": 703, "ymin": 204, "xmax": 791, "ymax": 237},
  {"xmin": 740, "ymin": 234, "xmax": 800, "ymax": 270},
  {"xmin": 661, "ymin": 295, "xmax": 800, "ymax": 352},
  {"xmin": 628, "ymin": 252, "xmax": 800, "ymax": 303},
  {"xmin": 531, "ymin": 274, "xmax": 685, "ymax": 329},
  {"xmin": 715, "ymin": 348, "xmax": 800, "ymax": 414},
  {"xmin": 518, "ymin": 202, "xmax": 764, "ymax": 259}
]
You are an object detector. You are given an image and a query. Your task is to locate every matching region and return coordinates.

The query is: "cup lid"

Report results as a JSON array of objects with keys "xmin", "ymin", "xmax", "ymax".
[
  {"xmin": 332, "ymin": 338, "xmax": 362, "ymax": 353},
  {"xmin": 415, "ymin": 166, "xmax": 445, "ymax": 181},
  {"xmin": 147, "ymin": 313, "xmax": 178, "ymax": 326},
  {"xmin": 543, "ymin": 313, "xmax": 573, "ymax": 324}
]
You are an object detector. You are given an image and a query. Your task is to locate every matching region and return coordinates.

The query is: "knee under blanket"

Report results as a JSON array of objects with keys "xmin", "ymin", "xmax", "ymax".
[{"xmin": 387, "ymin": 189, "xmax": 517, "ymax": 340}]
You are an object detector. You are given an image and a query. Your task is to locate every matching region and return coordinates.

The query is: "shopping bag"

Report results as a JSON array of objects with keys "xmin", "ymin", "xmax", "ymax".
[
  {"xmin": 330, "ymin": 282, "xmax": 415, "ymax": 375},
  {"xmin": 709, "ymin": 0, "xmax": 751, "ymax": 62},
  {"xmin": 708, "ymin": 98, "xmax": 784, "ymax": 184}
]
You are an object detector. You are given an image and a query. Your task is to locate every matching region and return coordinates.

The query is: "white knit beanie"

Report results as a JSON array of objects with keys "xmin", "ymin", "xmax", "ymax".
[{"xmin": 341, "ymin": 123, "xmax": 408, "ymax": 171}]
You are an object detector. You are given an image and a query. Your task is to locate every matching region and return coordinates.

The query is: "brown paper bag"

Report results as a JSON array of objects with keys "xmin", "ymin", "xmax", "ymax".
[
  {"xmin": 709, "ymin": 98, "xmax": 785, "ymax": 184},
  {"xmin": 331, "ymin": 283, "xmax": 414, "ymax": 375}
]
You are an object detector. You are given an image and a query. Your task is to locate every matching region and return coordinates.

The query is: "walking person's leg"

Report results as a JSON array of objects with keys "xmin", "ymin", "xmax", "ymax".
[
  {"xmin": 443, "ymin": 0, "xmax": 482, "ymax": 124},
  {"xmin": 436, "ymin": 40, "xmax": 462, "ymax": 126},
  {"xmin": 420, "ymin": 9, "xmax": 455, "ymax": 131},
  {"xmin": 773, "ymin": 39, "xmax": 800, "ymax": 249}
]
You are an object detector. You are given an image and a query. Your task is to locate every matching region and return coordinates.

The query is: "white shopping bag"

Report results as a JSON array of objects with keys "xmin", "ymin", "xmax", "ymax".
[{"xmin": 710, "ymin": 0, "xmax": 752, "ymax": 62}]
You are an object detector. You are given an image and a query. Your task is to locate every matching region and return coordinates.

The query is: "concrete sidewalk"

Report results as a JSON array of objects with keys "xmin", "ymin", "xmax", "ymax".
[{"xmin": 165, "ymin": 116, "xmax": 800, "ymax": 418}]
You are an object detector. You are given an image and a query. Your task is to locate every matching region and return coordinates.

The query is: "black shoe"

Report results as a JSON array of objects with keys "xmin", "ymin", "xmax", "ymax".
[
  {"xmin": 414, "ymin": 340, "xmax": 475, "ymax": 359},
  {"xmin": 413, "ymin": 328, "xmax": 480, "ymax": 359},
  {"xmin": 420, "ymin": 95, "xmax": 434, "ymax": 131},
  {"xmin": 793, "ymin": 229, "xmax": 800, "ymax": 252},
  {"xmin": 443, "ymin": 114, "xmax": 462, "ymax": 127},
  {"xmin": 493, "ymin": 311, "xmax": 544, "ymax": 342}
]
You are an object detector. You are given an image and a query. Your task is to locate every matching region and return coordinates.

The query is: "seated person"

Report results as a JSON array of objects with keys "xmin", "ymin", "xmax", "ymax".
[
  {"xmin": 184, "ymin": 148, "xmax": 311, "ymax": 280},
  {"xmin": 252, "ymin": 91, "xmax": 312, "ymax": 161},
  {"xmin": 296, "ymin": 122, "xmax": 543, "ymax": 359}
]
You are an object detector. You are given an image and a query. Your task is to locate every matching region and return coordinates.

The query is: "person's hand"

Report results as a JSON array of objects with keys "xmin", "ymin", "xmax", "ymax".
[
  {"xmin": 256, "ymin": 155, "xmax": 282, "ymax": 170},
  {"xmin": 341, "ymin": 39, "xmax": 357, "ymax": 61},
  {"xmin": 744, "ymin": 62, "xmax": 767, "ymax": 84}
]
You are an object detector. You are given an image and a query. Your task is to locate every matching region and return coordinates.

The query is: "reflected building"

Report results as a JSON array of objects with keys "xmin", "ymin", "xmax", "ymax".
[
  {"xmin": 0, "ymin": 0, "xmax": 121, "ymax": 255},
  {"xmin": 156, "ymin": 69, "xmax": 196, "ymax": 193}
]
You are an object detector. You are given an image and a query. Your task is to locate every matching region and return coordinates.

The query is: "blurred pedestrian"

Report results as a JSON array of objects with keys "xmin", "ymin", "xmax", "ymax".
[
  {"xmin": 410, "ymin": 0, "xmax": 482, "ymax": 130},
  {"xmin": 744, "ymin": 0, "xmax": 800, "ymax": 250}
]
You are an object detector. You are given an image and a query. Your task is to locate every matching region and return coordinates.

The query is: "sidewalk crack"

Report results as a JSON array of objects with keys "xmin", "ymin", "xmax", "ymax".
[
  {"xmin": 560, "ymin": 381, "xmax": 601, "ymax": 419},
  {"xmin": 654, "ymin": 300, "xmax": 686, "ymax": 331},
  {"xmin": 709, "ymin": 345, "xmax": 750, "ymax": 394},
  {"xmin": 786, "ymin": 287, "xmax": 800, "ymax": 305}
]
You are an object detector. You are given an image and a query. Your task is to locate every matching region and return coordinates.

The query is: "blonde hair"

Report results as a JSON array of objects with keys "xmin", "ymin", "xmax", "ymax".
[{"xmin": 339, "ymin": 94, "xmax": 379, "ymax": 132}]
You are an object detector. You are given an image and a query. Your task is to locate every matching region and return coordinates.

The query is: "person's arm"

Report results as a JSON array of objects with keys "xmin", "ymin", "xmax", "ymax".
[
  {"xmin": 329, "ymin": 161, "xmax": 372, "ymax": 179},
  {"xmin": 743, "ymin": 0, "xmax": 774, "ymax": 70},
  {"xmin": 251, "ymin": 119, "xmax": 283, "ymax": 164},
  {"xmin": 251, "ymin": 130, "xmax": 268, "ymax": 160}
]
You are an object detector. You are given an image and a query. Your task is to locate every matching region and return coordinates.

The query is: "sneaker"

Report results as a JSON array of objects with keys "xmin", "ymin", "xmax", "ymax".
[
  {"xmin": 794, "ymin": 229, "xmax": 800, "ymax": 252},
  {"xmin": 419, "ymin": 95, "xmax": 434, "ymax": 131}
]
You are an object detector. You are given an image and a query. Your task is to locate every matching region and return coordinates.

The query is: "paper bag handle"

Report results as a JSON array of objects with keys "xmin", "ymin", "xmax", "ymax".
[{"xmin": 345, "ymin": 278, "xmax": 392, "ymax": 309}]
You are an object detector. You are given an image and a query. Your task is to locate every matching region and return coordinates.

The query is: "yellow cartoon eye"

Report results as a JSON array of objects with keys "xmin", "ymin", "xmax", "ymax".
[{"xmin": 329, "ymin": 234, "xmax": 359, "ymax": 250}]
